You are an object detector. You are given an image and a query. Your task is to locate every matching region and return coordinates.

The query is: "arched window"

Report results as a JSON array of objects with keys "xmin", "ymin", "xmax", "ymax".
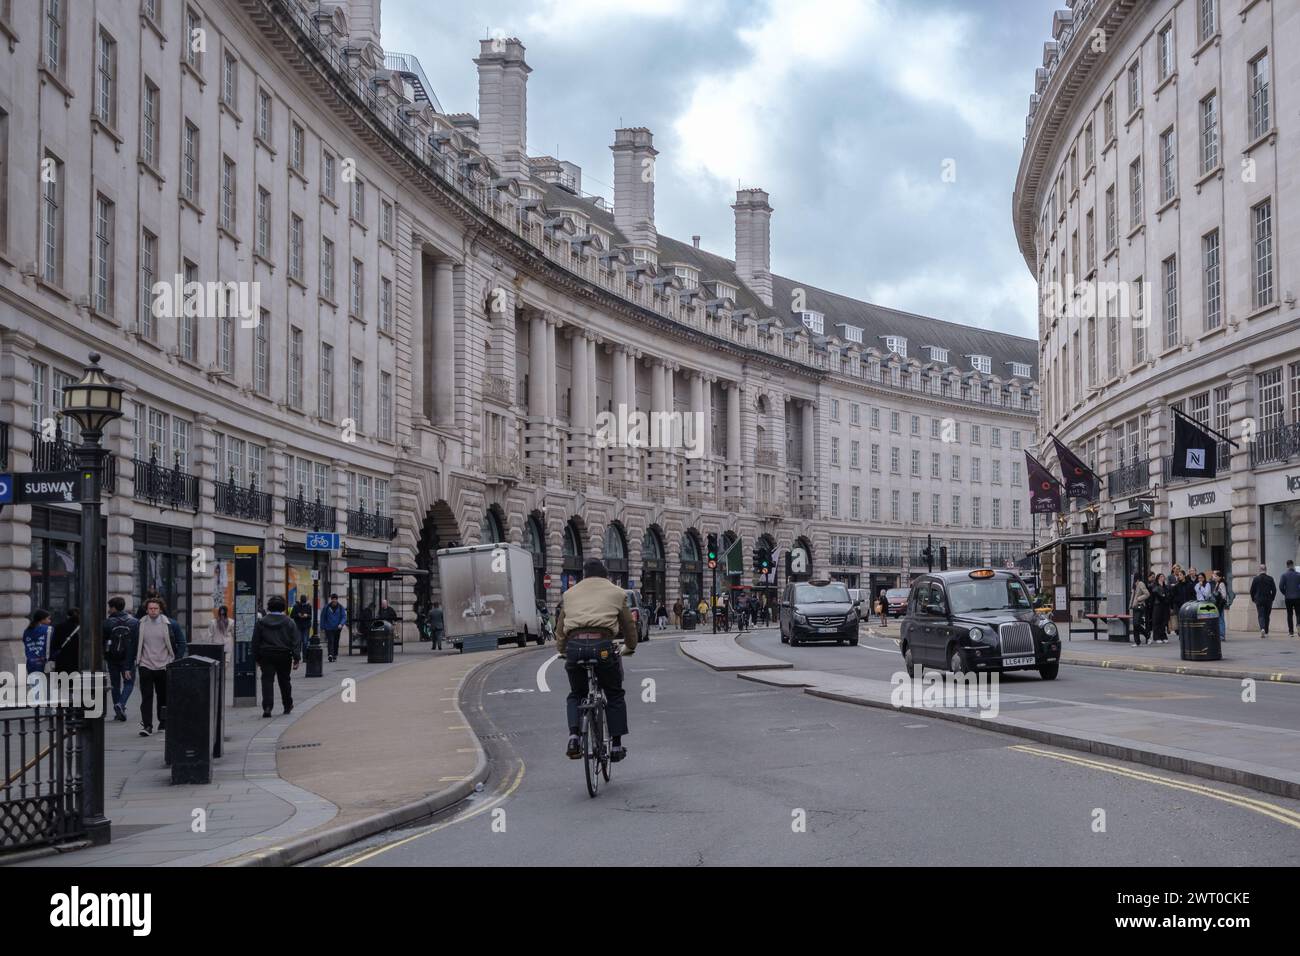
[
  {"xmin": 642, "ymin": 528, "xmax": 663, "ymax": 562},
  {"xmin": 480, "ymin": 509, "xmax": 505, "ymax": 544},
  {"xmin": 603, "ymin": 525, "xmax": 626, "ymax": 560},
  {"xmin": 680, "ymin": 532, "xmax": 700, "ymax": 564},
  {"xmin": 563, "ymin": 522, "xmax": 583, "ymax": 560},
  {"xmin": 524, "ymin": 515, "xmax": 545, "ymax": 567}
]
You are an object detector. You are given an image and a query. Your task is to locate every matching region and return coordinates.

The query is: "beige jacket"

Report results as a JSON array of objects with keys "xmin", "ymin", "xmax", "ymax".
[{"xmin": 555, "ymin": 577, "xmax": 638, "ymax": 656}]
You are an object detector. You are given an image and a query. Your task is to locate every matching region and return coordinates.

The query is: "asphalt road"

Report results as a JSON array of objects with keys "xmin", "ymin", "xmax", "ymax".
[
  {"xmin": 315, "ymin": 632, "xmax": 1300, "ymax": 867},
  {"xmin": 742, "ymin": 625, "xmax": 1300, "ymax": 733}
]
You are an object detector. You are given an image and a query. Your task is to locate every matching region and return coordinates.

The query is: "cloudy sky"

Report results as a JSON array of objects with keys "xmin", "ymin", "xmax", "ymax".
[{"xmin": 382, "ymin": 0, "xmax": 1059, "ymax": 340}]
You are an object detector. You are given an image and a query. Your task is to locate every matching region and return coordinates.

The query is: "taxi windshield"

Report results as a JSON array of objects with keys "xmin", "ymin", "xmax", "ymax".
[
  {"xmin": 794, "ymin": 584, "xmax": 850, "ymax": 604},
  {"xmin": 946, "ymin": 578, "xmax": 1031, "ymax": 614}
]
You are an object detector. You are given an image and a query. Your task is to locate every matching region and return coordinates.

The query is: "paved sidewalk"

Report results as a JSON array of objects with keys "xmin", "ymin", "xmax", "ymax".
[
  {"xmin": 9, "ymin": 641, "xmax": 521, "ymax": 867},
  {"xmin": 865, "ymin": 622, "xmax": 1300, "ymax": 683},
  {"xmin": 686, "ymin": 632, "xmax": 1300, "ymax": 800}
]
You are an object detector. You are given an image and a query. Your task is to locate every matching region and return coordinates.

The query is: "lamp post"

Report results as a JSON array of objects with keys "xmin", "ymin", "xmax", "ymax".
[{"xmin": 60, "ymin": 351, "xmax": 124, "ymax": 846}]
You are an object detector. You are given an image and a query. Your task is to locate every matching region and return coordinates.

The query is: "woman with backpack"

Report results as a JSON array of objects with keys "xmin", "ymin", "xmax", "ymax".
[{"xmin": 22, "ymin": 610, "xmax": 54, "ymax": 704}]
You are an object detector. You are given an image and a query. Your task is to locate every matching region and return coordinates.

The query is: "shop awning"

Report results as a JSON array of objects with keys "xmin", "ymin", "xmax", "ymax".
[{"xmin": 1026, "ymin": 531, "xmax": 1111, "ymax": 557}]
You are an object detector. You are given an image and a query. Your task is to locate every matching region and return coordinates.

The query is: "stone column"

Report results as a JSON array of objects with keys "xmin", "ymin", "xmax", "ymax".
[
  {"xmin": 1227, "ymin": 366, "xmax": 1256, "ymax": 632},
  {"xmin": 801, "ymin": 400, "xmax": 816, "ymax": 511},
  {"xmin": 527, "ymin": 313, "xmax": 549, "ymax": 472},
  {"xmin": 650, "ymin": 358, "xmax": 666, "ymax": 486},
  {"xmin": 726, "ymin": 381, "xmax": 742, "ymax": 502},
  {"xmin": 190, "ymin": 414, "xmax": 219, "ymax": 629},
  {"xmin": 570, "ymin": 331, "xmax": 590, "ymax": 478},
  {"xmin": 265, "ymin": 441, "xmax": 289, "ymax": 601},
  {"xmin": 0, "ymin": 332, "xmax": 35, "ymax": 676},
  {"xmin": 1145, "ymin": 398, "xmax": 1170, "ymax": 572},
  {"xmin": 432, "ymin": 259, "xmax": 455, "ymax": 424},
  {"xmin": 545, "ymin": 316, "xmax": 558, "ymax": 420},
  {"xmin": 689, "ymin": 371, "xmax": 705, "ymax": 495},
  {"xmin": 409, "ymin": 239, "xmax": 426, "ymax": 426}
]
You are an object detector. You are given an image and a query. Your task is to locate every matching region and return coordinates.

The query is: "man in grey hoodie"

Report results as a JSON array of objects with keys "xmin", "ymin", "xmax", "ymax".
[{"xmin": 251, "ymin": 596, "xmax": 301, "ymax": 717}]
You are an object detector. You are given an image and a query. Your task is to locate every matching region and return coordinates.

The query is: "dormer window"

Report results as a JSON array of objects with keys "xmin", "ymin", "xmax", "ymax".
[
  {"xmin": 674, "ymin": 266, "xmax": 699, "ymax": 289},
  {"xmin": 712, "ymin": 281, "xmax": 737, "ymax": 302},
  {"xmin": 799, "ymin": 310, "xmax": 825, "ymax": 335},
  {"xmin": 925, "ymin": 346, "xmax": 949, "ymax": 364},
  {"xmin": 884, "ymin": 335, "xmax": 907, "ymax": 358},
  {"xmin": 1010, "ymin": 361, "xmax": 1032, "ymax": 379},
  {"xmin": 970, "ymin": 354, "xmax": 992, "ymax": 374},
  {"xmin": 836, "ymin": 324, "xmax": 863, "ymax": 344},
  {"xmin": 631, "ymin": 247, "xmax": 658, "ymax": 267}
]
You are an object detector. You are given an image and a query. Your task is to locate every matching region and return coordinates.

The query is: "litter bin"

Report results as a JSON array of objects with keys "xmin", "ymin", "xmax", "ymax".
[
  {"xmin": 305, "ymin": 639, "xmax": 324, "ymax": 677},
  {"xmin": 165, "ymin": 655, "xmax": 219, "ymax": 784},
  {"xmin": 367, "ymin": 622, "xmax": 394, "ymax": 663},
  {"xmin": 1178, "ymin": 601, "xmax": 1222, "ymax": 662},
  {"xmin": 186, "ymin": 642, "xmax": 226, "ymax": 758},
  {"xmin": 682, "ymin": 609, "xmax": 697, "ymax": 631}
]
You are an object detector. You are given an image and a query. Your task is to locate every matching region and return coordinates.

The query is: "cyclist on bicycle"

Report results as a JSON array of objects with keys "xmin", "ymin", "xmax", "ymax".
[{"xmin": 555, "ymin": 558, "xmax": 637, "ymax": 763}]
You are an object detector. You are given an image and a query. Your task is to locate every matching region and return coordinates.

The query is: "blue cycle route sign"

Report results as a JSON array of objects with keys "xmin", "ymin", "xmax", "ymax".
[{"xmin": 305, "ymin": 532, "xmax": 341, "ymax": 551}]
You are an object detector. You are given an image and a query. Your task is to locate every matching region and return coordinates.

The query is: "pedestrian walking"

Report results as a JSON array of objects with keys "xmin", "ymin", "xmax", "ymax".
[
  {"xmin": 1129, "ymin": 572, "xmax": 1149, "ymax": 647},
  {"xmin": 290, "ymin": 595, "xmax": 313, "ymax": 653},
  {"xmin": 102, "ymin": 597, "xmax": 138, "ymax": 721},
  {"xmin": 1150, "ymin": 573, "xmax": 1171, "ymax": 644},
  {"xmin": 51, "ymin": 609, "xmax": 82, "ymax": 676},
  {"xmin": 672, "ymin": 598, "xmax": 683, "ymax": 629},
  {"xmin": 320, "ymin": 594, "xmax": 346, "ymax": 662},
  {"xmin": 251, "ymin": 596, "xmax": 301, "ymax": 717},
  {"xmin": 136, "ymin": 598, "xmax": 186, "ymax": 736},
  {"xmin": 135, "ymin": 588, "xmax": 161, "ymax": 621},
  {"xmin": 1250, "ymin": 564, "xmax": 1277, "ymax": 638},
  {"xmin": 207, "ymin": 605, "xmax": 233, "ymax": 672},
  {"xmin": 1279, "ymin": 559, "xmax": 1300, "ymax": 637},
  {"xmin": 1211, "ymin": 570, "xmax": 1230, "ymax": 641},
  {"xmin": 655, "ymin": 602, "xmax": 668, "ymax": 631},
  {"xmin": 22, "ymin": 610, "xmax": 53, "ymax": 705},
  {"xmin": 430, "ymin": 600, "xmax": 445, "ymax": 650}
]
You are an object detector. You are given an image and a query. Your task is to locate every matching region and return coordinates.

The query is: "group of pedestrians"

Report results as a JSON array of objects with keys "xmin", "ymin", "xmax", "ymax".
[{"xmin": 1128, "ymin": 558, "xmax": 1300, "ymax": 644}]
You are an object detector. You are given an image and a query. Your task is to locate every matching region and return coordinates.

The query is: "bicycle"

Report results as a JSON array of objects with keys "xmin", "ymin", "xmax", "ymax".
[{"xmin": 576, "ymin": 645, "xmax": 618, "ymax": 798}]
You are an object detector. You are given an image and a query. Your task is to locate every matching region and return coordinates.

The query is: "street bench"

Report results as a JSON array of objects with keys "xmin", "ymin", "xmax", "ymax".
[{"xmin": 1080, "ymin": 613, "xmax": 1131, "ymax": 642}]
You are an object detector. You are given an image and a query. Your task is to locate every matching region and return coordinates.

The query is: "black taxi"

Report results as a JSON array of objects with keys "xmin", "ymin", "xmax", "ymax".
[{"xmin": 898, "ymin": 569, "xmax": 1062, "ymax": 680}]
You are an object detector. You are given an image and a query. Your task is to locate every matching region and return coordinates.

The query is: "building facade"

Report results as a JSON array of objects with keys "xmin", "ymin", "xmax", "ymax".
[
  {"xmin": 0, "ymin": 0, "xmax": 1037, "ymax": 670},
  {"xmin": 1014, "ymin": 0, "xmax": 1299, "ymax": 628}
]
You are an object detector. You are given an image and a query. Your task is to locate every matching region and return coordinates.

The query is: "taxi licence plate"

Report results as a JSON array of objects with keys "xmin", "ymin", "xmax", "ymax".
[
  {"xmin": 1003, "ymin": 656, "xmax": 1036, "ymax": 667},
  {"xmin": 818, "ymin": 626, "xmax": 837, "ymax": 633}
]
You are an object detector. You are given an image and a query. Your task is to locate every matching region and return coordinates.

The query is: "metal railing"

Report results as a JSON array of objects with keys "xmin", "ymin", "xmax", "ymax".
[
  {"xmin": 1106, "ymin": 458, "xmax": 1150, "ymax": 498},
  {"xmin": 285, "ymin": 491, "xmax": 336, "ymax": 531},
  {"xmin": 347, "ymin": 506, "xmax": 396, "ymax": 539},
  {"xmin": 830, "ymin": 551, "xmax": 862, "ymax": 567},
  {"xmin": 756, "ymin": 496, "xmax": 787, "ymax": 517},
  {"xmin": 133, "ymin": 453, "xmax": 200, "ymax": 512},
  {"xmin": 214, "ymin": 474, "xmax": 273, "ymax": 522},
  {"xmin": 31, "ymin": 425, "xmax": 117, "ymax": 494},
  {"xmin": 2, "ymin": 707, "xmax": 85, "ymax": 853},
  {"xmin": 1250, "ymin": 422, "xmax": 1300, "ymax": 469},
  {"xmin": 1162, "ymin": 441, "xmax": 1233, "ymax": 486},
  {"xmin": 850, "ymin": 366, "xmax": 1040, "ymax": 415},
  {"xmin": 481, "ymin": 454, "xmax": 522, "ymax": 479}
]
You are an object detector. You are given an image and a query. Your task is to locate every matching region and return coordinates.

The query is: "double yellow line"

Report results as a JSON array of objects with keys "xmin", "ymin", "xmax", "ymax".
[{"xmin": 1010, "ymin": 744, "xmax": 1300, "ymax": 830}]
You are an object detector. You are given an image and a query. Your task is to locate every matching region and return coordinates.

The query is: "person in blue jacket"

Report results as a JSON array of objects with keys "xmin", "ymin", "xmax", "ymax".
[
  {"xmin": 22, "ymin": 609, "xmax": 54, "ymax": 704},
  {"xmin": 320, "ymin": 594, "xmax": 347, "ymax": 662}
]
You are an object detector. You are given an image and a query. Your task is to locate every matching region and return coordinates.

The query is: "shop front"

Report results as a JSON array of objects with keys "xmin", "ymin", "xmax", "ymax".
[
  {"xmin": 213, "ymin": 533, "xmax": 264, "ymax": 637},
  {"xmin": 603, "ymin": 525, "xmax": 630, "ymax": 588},
  {"xmin": 561, "ymin": 520, "xmax": 584, "ymax": 592},
  {"xmin": 28, "ymin": 505, "xmax": 103, "ymax": 630},
  {"xmin": 1168, "ymin": 478, "xmax": 1233, "ymax": 574},
  {"xmin": 640, "ymin": 528, "xmax": 666, "ymax": 610},
  {"xmin": 1258, "ymin": 468, "xmax": 1300, "ymax": 574},
  {"xmin": 678, "ymin": 531, "xmax": 703, "ymax": 609},
  {"xmin": 134, "ymin": 521, "xmax": 193, "ymax": 635},
  {"xmin": 284, "ymin": 540, "xmax": 332, "ymax": 612}
]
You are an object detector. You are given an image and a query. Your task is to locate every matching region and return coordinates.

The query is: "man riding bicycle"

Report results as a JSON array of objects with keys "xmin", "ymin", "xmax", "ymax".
[{"xmin": 555, "ymin": 559, "xmax": 638, "ymax": 763}]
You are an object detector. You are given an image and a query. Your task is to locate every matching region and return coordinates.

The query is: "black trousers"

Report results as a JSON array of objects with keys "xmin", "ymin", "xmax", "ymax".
[
  {"xmin": 138, "ymin": 667, "xmax": 167, "ymax": 728},
  {"xmin": 325, "ymin": 629, "xmax": 341, "ymax": 658},
  {"xmin": 1257, "ymin": 604, "xmax": 1272, "ymax": 633},
  {"xmin": 564, "ymin": 638, "xmax": 627, "ymax": 738},
  {"xmin": 1286, "ymin": 599, "xmax": 1300, "ymax": 634},
  {"xmin": 258, "ymin": 652, "xmax": 294, "ymax": 712}
]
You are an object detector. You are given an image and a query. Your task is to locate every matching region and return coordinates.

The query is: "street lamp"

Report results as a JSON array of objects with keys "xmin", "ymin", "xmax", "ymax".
[{"xmin": 60, "ymin": 351, "xmax": 124, "ymax": 847}]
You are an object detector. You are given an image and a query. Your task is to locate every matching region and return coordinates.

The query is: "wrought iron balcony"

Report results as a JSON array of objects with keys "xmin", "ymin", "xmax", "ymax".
[
  {"xmin": 724, "ymin": 495, "xmax": 745, "ymax": 513},
  {"xmin": 482, "ymin": 454, "xmax": 522, "ymax": 481},
  {"xmin": 31, "ymin": 424, "xmax": 117, "ymax": 494},
  {"xmin": 830, "ymin": 550, "xmax": 862, "ymax": 567},
  {"xmin": 1250, "ymin": 422, "xmax": 1300, "ymax": 469},
  {"xmin": 1162, "ymin": 441, "xmax": 1233, "ymax": 486},
  {"xmin": 347, "ymin": 506, "xmax": 396, "ymax": 539},
  {"xmin": 133, "ymin": 452, "xmax": 199, "ymax": 512},
  {"xmin": 215, "ymin": 471, "xmax": 273, "ymax": 522},
  {"xmin": 754, "ymin": 445, "xmax": 779, "ymax": 467},
  {"xmin": 757, "ymin": 496, "xmax": 786, "ymax": 518},
  {"xmin": 1106, "ymin": 458, "xmax": 1150, "ymax": 499},
  {"xmin": 869, "ymin": 549, "xmax": 902, "ymax": 567},
  {"xmin": 686, "ymin": 490, "xmax": 708, "ymax": 509},
  {"xmin": 286, "ymin": 489, "xmax": 337, "ymax": 531}
]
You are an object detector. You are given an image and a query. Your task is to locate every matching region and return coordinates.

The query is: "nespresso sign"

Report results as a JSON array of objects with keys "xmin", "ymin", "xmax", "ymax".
[
  {"xmin": 1167, "ymin": 478, "xmax": 1232, "ymax": 519},
  {"xmin": 1187, "ymin": 490, "xmax": 1217, "ymax": 509}
]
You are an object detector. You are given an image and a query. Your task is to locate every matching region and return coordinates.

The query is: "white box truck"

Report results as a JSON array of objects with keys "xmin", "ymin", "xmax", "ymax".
[{"xmin": 437, "ymin": 543, "xmax": 543, "ymax": 652}]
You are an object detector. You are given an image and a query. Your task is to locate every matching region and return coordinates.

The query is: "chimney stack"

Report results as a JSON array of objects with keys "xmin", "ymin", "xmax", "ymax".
[
  {"xmin": 475, "ymin": 37, "xmax": 530, "ymax": 181},
  {"xmin": 692, "ymin": 235, "xmax": 701, "ymax": 249},
  {"xmin": 347, "ymin": 0, "xmax": 383, "ymax": 50},
  {"xmin": 611, "ymin": 128, "xmax": 658, "ymax": 252},
  {"xmin": 733, "ymin": 188, "xmax": 773, "ymax": 306}
]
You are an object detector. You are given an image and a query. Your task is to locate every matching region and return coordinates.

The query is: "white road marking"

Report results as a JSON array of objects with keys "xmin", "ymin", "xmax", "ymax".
[
  {"xmin": 536, "ymin": 653, "xmax": 559, "ymax": 693},
  {"xmin": 856, "ymin": 643, "xmax": 899, "ymax": 654}
]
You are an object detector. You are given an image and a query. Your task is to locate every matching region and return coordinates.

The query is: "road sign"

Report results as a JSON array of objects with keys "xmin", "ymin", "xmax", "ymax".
[
  {"xmin": 0, "ymin": 474, "xmax": 12, "ymax": 505},
  {"xmin": 14, "ymin": 471, "xmax": 83, "ymax": 504},
  {"xmin": 543, "ymin": 574, "xmax": 552, "ymax": 589},
  {"xmin": 305, "ymin": 532, "xmax": 341, "ymax": 551}
]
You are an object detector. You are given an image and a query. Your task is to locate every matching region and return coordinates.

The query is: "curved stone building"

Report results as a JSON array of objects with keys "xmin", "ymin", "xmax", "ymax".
[
  {"xmin": 1014, "ymin": 0, "xmax": 1298, "ymax": 628},
  {"xmin": 0, "ymin": 0, "xmax": 1038, "ymax": 665}
]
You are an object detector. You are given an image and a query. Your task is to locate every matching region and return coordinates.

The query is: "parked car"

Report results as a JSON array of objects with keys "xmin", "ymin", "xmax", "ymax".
[
  {"xmin": 779, "ymin": 580, "xmax": 862, "ymax": 647},
  {"xmin": 898, "ymin": 569, "xmax": 1062, "ymax": 680},
  {"xmin": 884, "ymin": 588, "xmax": 911, "ymax": 617},
  {"xmin": 625, "ymin": 588, "xmax": 651, "ymax": 642}
]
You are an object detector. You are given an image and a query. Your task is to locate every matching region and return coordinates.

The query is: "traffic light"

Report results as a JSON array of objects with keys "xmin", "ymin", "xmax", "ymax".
[
  {"xmin": 939, "ymin": 545, "xmax": 949, "ymax": 571},
  {"xmin": 707, "ymin": 533, "xmax": 718, "ymax": 570},
  {"xmin": 759, "ymin": 548, "xmax": 771, "ymax": 573},
  {"xmin": 752, "ymin": 547, "xmax": 762, "ymax": 571},
  {"xmin": 922, "ymin": 546, "xmax": 933, "ymax": 564}
]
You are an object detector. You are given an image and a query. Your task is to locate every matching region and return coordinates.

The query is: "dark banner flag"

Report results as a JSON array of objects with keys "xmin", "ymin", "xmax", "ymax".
[
  {"xmin": 1050, "ymin": 436, "xmax": 1101, "ymax": 501},
  {"xmin": 1170, "ymin": 409, "xmax": 1219, "ymax": 480},
  {"xmin": 1026, "ymin": 452, "xmax": 1063, "ymax": 514}
]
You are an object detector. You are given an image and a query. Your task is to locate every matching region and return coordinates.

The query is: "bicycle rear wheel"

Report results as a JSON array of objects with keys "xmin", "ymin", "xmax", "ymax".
[
  {"xmin": 598, "ymin": 700, "xmax": 611, "ymax": 783},
  {"xmin": 583, "ymin": 705, "xmax": 600, "ymax": 798}
]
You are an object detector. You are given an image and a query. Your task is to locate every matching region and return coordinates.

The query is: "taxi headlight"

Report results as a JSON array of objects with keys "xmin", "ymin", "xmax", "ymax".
[
  {"xmin": 1041, "ymin": 621, "xmax": 1058, "ymax": 638},
  {"xmin": 967, "ymin": 627, "xmax": 984, "ymax": 643}
]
